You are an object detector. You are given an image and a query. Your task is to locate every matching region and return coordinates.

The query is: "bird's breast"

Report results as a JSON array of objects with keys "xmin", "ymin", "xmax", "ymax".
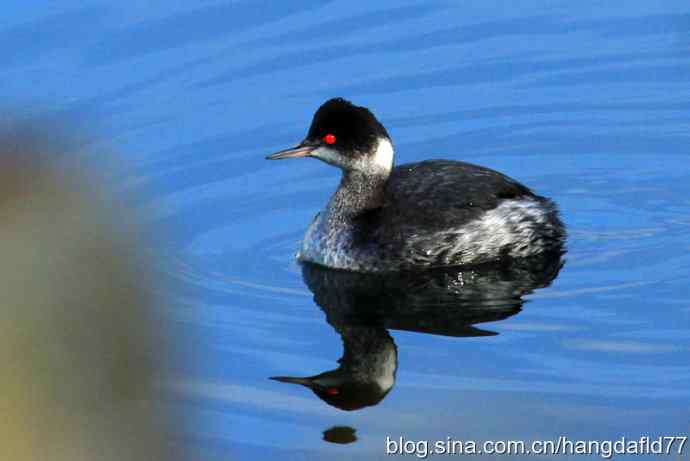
[{"xmin": 299, "ymin": 211, "xmax": 383, "ymax": 271}]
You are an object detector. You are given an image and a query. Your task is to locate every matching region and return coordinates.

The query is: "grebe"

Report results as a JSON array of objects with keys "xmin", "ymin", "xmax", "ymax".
[{"xmin": 267, "ymin": 98, "xmax": 565, "ymax": 272}]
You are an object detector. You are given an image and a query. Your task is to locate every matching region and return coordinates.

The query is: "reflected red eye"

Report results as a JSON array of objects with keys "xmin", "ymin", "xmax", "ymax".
[
  {"xmin": 323, "ymin": 133, "xmax": 336, "ymax": 145},
  {"xmin": 325, "ymin": 387, "xmax": 339, "ymax": 396}
]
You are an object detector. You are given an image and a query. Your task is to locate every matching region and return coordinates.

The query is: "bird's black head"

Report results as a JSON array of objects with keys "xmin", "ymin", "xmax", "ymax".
[
  {"xmin": 307, "ymin": 97, "xmax": 390, "ymax": 155},
  {"xmin": 267, "ymin": 98, "xmax": 393, "ymax": 172}
]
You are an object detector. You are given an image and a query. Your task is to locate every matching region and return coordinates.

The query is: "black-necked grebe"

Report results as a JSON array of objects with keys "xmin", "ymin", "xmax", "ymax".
[{"xmin": 267, "ymin": 98, "xmax": 565, "ymax": 272}]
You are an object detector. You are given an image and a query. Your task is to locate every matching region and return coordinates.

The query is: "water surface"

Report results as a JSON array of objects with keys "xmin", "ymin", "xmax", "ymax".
[{"xmin": 2, "ymin": 1, "xmax": 689, "ymax": 459}]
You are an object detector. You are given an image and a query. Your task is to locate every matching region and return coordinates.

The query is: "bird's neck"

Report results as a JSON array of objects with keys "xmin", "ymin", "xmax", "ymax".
[
  {"xmin": 326, "ymin": 170, "xmax": 388, "ymax": 220},
  {"xmin": 325, "ymin": 138, "xmax": 394, "ymax": 221}
]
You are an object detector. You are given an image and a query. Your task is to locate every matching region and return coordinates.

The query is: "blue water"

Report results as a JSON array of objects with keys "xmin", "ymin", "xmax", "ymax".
[{"xmin": 4, "ymin": 1, "xmax": 689, "ymax": 459}]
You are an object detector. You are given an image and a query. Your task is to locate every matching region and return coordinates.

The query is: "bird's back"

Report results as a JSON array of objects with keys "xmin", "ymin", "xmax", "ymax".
[
  {"xmin": 385, "ymin": 159, "xmax": 534, "ymax": 229},
  {"xmin": 351, "ymin": 160, "xmax": 564, "ymax": 268}
]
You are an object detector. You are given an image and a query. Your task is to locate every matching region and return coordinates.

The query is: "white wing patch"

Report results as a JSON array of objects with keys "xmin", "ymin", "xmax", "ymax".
[{"xmin": 406, "ymin": 197, "xmax": 560, "ymax": 265}]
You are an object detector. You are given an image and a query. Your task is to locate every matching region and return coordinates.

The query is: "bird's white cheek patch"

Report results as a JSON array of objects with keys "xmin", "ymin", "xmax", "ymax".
[
  {"xmin": 312, "ymin": 137, "xmax": 394, "ymax": 174},
  {"xmin": 372, "ymin": 138, "xmax": 394, "ymax": 171}
]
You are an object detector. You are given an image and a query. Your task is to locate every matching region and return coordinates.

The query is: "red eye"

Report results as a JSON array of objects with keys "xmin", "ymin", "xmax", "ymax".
[
  {"xmin": 325, "ymin": 387, "xmax": 340, "ymax": 396},
  {"xmin": 323, "ymin": 133, "xmax": 336, "ymax": 145}
]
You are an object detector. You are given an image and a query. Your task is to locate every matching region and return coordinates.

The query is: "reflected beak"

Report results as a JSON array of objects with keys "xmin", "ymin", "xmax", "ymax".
[
  {"xmin": 270, "ymin": 376, "xmax": 314, "ymax": 388},
  {"xmin": 266, "ymin": 142, "xmax": 317, "ymax": 160}
]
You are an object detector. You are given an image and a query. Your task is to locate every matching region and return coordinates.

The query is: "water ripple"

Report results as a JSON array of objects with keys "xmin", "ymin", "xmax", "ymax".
[{"xmin": 87, "ymin": 0, "xmax": 334, "ymax": 63}]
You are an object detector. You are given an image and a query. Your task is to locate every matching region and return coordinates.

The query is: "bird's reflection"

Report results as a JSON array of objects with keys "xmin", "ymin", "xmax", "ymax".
[
  {"xmin": 272, "ymin": 322, "xmax": 396, "ymax": 411},
  {"xmin": 271, "ymin": 252, "xmax": 564, "ymax": 415}
]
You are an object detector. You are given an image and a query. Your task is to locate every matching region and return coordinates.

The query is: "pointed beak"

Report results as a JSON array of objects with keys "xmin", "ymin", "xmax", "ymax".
[
  {"xmin": 270, "ymin": 376, "xmax": 315, "ymax": 388},
  {"xmin": 266, "ymin": 142, "xmax": 317, "ymax": 160}
]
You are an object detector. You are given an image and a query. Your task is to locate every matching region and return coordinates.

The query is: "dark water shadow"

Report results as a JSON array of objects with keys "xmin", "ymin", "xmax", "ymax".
[
  {"xmin": 323, "ymin": 426, "xmax": 357, "ymax": 445},
  {"xmin": 270, "ymin": 251, "xmax": 564, "ymax": 436}
]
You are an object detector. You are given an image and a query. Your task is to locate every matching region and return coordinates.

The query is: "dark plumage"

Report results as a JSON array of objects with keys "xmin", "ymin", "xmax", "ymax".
[
  {"xmin": 267, "ymin": 98, "xmax": 566, "ymax": 272},
  {"xmin": 349, "ymin": 159, "xmax": 564, "ymax": 269},
  {"xmin": 356, "ymin": 159, "xmax": 533, "ymax": 235}
]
